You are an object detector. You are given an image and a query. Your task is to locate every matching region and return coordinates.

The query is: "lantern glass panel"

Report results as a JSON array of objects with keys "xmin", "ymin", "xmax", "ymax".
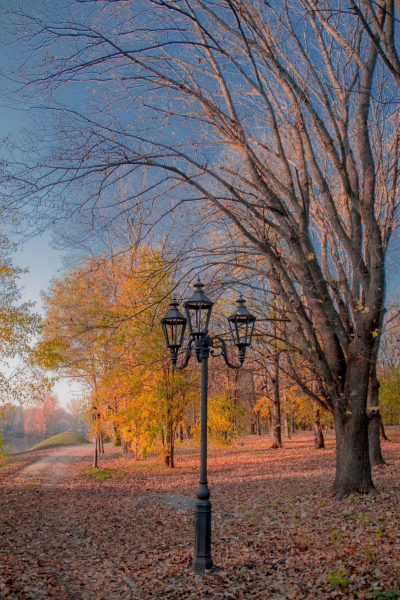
[
  {"xmin": 184, "ymin": 279, "xmax": 214, "ymax": 340},
  {"xmin": 227, "ymin": 296, "xmax": 256, "ymax": 347},
  {"xmin": 161, "ymin": 299, "xmax": 187, "ymax": 350}
]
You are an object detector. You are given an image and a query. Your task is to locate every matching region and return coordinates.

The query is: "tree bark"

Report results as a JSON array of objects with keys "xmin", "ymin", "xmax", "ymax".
[
  {"xmin": 99, "ymin": 430, "xmax": 105, "ymax": 454},
  {"xmin": 368, "ymin": 409, "xmax": 385, "ymax": 466},
  {"xmin": 333, "ymin": 341, "xmax": 377, "ymax": 498},
  {"xmin": 313, "ymin": 401, "xmax": 325, "ymax": 449},
  {"xmin": 284, "ymin": 413, "xmax": 291, "ymax": 439},
  {"xmin": 367, "ymin": 360, "xmax": 385, "ymax": 466},
  {"xmin": 93, "ymin": 436, "xmax": 98, "ymax": 468},
  {"xmin": 334, "ymin": 409, "xmax": 376, "ymax": 498},
  {"xmin": 163, "ymin": 422, "xmax": 175, "ymax": 468},
  {"xmin": 380, "ymin": 418, "xmax": 390, "ymax": 441},
  {"xmin": 170, "ymin": 426, "xmax": 174, "ymax": 469},
  {"xmin": 270, "ymin": 361, "xmax": 283, "ymax": 449}
]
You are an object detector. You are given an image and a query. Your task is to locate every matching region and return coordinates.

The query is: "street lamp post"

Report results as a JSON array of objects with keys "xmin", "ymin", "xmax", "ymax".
[{"xmin": 161, "ymin": 279, "xmax": 256, "ymax": 574}]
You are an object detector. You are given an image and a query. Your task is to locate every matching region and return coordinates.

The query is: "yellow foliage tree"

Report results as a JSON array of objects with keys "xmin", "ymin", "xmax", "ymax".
[{"xmin": 39, "ymin": 246, "xmax": 196, "ymax": 466}]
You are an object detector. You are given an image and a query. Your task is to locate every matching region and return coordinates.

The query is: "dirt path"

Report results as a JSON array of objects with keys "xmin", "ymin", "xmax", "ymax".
[{"xmin": 13, "ymin": 444, "xmax": 94, "ymax": 486}]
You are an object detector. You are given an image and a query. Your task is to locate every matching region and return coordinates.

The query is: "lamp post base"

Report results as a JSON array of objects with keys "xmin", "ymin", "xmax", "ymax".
[{"xmin": 192, "ymin": 499, "xmax": 213, "ymax": 574}]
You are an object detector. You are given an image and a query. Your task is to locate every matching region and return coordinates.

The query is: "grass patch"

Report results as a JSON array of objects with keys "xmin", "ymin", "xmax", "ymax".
[
  {"xmin": 82, "ymin": 467, "xmax": 122, "ymax": 480},
  {"xmin": 29, "ymin": 432, "xmax": 90, "ymax": 451},
  {"xmin": 328, "ymin": 567, "xmax": 350, "ymax": 588}
]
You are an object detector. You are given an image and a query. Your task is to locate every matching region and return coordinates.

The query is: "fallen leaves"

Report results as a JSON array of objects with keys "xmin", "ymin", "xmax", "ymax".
[{"xmin": 0, "ymin": 430, "xmax": 399, "ymax": 599}]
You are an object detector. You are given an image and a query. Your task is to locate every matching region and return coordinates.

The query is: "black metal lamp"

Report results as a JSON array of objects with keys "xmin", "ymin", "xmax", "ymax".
[
  {"xmin": 161, "ymin": 280, "xmax": 256, "ymax": 575},
  {"xmin": 183, "ymin": 278, "xmax": 214, "ymax": 342},
  {"xmin": 161, "ymin": 298, "xmax": 187, "ymax": 364},
  {"xmin": 227, "ymin": 295, "xmax": 256, "ymax": 363}
]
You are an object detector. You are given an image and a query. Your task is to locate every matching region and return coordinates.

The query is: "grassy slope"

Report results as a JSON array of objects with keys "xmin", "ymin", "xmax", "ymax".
[{"xmin": 29, "ymin": 432, "xmax": 90, "ymax": 451}]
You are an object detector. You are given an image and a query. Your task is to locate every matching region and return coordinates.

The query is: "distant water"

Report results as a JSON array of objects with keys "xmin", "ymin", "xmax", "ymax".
[{"xmin": 2, "ymin": 435, "xmax": 45, "ymax": 454}]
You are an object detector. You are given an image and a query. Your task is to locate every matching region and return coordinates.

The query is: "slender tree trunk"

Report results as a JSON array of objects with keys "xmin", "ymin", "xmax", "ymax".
[
  {"xmin": 367, "ymin": 369, "xmax": 385, "ymax": 466},
  {"xmin": 367, "ymin": 310, "xmax": 386, "ymax": 465},
  {"xmin": 113, "ymin": 423, "xmax": 121, "ymax": 446},
  {"xmin": 164, "ymin": 423, "xmax": 173, "ymax": 467},
  {"xmin": 368, "ymin": 409, "xmax": 385, "ymax": 466},
  {"xmin": 313, "ymin": 401, "xmax": 325, "ymax": 449},
  {"xmin": 380, "ymin": 418, "xmax": 390, "ymax": 441},
  {"xmin": 99, "ymin": 430, "xmax": 105, "ymax": 454},
  {"xmin": 284, "ymin": 413, "xmax": 291, "ymax": 439},
  {"xmin": 93, "ymin": 436, "xmax": 98, "ymax": 468},
  {"xmin": 169, "ymin": 424, "xmax": 174, "ymax": 469},
  {"xmin": 270, "ymin": 360, "xmax": 283, "ymax": 449},
  {"xmin": 290, "ymin": 415, "xmax": 295, "ymax": 435}
]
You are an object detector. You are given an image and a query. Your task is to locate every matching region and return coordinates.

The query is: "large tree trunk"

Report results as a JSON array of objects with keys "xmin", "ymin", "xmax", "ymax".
[
  {"xmin": 334, "ymin": 410, "xmax": 375, "ymax": 498},
  {"xmin": 270, "ymin": 361, "xmax": 282, "ymax": 449},
  {"xmin": 333, "ymin": 342, "xmax": 377, "ymax": 498},
  {"xmin": 313, "ymin": 401, "xmax": 325, "ymax": 449}
]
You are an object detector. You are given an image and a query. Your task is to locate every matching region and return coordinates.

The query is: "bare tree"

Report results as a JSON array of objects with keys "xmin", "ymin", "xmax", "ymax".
[
  {"xmin": 303, "ymin": 0, "xmax": 400, "ymax": 91},
  {"xmin": 2, "ymin": 0, "xmax": 399, "ymax": 497}
]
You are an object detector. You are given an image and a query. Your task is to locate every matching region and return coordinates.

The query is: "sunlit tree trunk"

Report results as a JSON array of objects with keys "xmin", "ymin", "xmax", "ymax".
[{"xmin": 270, "ymin": 361, "xmax": 283, "ymax": 449}]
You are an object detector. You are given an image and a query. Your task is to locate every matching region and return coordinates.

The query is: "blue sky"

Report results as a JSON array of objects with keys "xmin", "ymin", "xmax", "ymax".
[{"xmin": 1, "ymin": 104, "xmax": 80, "ymax": 407}]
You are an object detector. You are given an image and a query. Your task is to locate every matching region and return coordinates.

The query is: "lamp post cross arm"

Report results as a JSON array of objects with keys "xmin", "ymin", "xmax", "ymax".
[
  {"xmin": 209, "ymin": 335, "xmax": 244, "ymax": 369},
  {"xmin": 173, "ymin": 339, "xmax": 194, "ymax": 370}
]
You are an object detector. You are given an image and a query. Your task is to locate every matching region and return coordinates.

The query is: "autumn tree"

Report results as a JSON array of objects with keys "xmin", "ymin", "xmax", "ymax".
[
  {"xmin": 0, "ymin": 232, "xmax": 45, "ymax": 404},
  {"xmin": 2, "ymin": 1, "xmax": 400, "ymax": 496},
  {"xmin": 39, "ymin": 246, "xmax": 195, "ymax": 466}
]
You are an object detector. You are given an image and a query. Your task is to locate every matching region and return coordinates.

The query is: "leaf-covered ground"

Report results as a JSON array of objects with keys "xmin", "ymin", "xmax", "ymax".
[{"xmin": 0, "ymin": 430, "xmax": 399, "ymax": 599}]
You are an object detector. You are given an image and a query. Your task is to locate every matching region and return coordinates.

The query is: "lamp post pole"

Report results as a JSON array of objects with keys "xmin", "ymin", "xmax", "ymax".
[
  {"xmin": 161, "ymin": 281, "xmax": 256, "ymax": 574},
  {"xmin": 194, "ymin": 338, "xmax": 212, "ymax": 573}
]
